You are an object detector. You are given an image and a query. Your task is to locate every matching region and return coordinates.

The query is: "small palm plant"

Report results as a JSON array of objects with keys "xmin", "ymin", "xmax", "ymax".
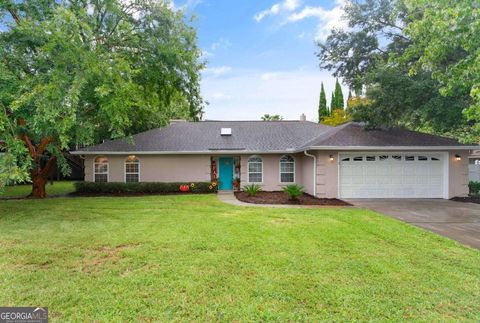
[
  {"xmin": 283, "ymin": 184, "xmax": 304, "ymax": 201},
  {"xmin": 243, "ymin": 184, "xmax": 262, "ymax": 197}
]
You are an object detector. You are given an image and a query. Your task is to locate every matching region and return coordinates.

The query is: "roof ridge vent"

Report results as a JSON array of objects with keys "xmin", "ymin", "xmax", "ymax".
[{"xmin": 221, "ymin": 127, "xmax": 232, "ymax": 136}]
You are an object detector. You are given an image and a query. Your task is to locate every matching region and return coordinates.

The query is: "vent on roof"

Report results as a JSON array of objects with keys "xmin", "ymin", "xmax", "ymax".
[{"xmin": 221, "ymin": 128, "xmax": 232, "ymax": 136}]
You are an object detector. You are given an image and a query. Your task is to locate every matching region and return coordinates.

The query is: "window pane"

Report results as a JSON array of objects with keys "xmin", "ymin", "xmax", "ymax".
[
  {"xmin": 280, "ymin": 155, "xmax": 294, "ymax": 163},
  {"xmin": 405, "ymin": 156, "xmax": 415, "ymax": 161},
  {"xmin": 125, "ymin": 163, "xmax": 139, "ymax": 173},
  {"xmin": 281, "ymin": 163, "xmax": 294, "ymax": 172},
  {"xmin": 281, "ymin": 173, "xmax": 294, "ymax": 183},
  {"xmin": 248, "ymin": 163, "xmax": 261, "ymax": 173},
  {"xmin": 249, "ymin": 173, "xmax": 262, "ymax": 183},
  {"xmin": 126, "ymin": 174, "xmax": 139, "ymax": 183},
  {"xmin": 95, "ymin": 164, "xmax": 108, "ymax": 173},
  {"xmin": 95, "ymin": 174, "xmax": 107, "ymax": 183},
  {"xmin": 418, "ymin": 156, "xmax": 428, "ymax": 161},
  {"xmin": 248, "ymin": 156, "xmax": 262, "ymax": 163},
  {"xmin": 366, "ymin": 156, "xmax": 375, "ymax": 161}
]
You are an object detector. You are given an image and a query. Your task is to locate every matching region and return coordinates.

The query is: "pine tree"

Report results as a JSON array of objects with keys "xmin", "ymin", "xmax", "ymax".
[
  {"xmin": 330, "ymin": 91, "xmax": 335, "ymax": 112},
  {"xmin": 318, "ymin": 82, "xmax": 328, "ymax": 122},
  {"xmin": 333, "ymin": 78, "xmax": 344, "ymax": 110}
]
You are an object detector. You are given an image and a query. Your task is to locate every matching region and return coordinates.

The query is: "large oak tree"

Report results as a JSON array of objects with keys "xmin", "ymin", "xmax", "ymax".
[
  {"xmin": 0, "ymin": 0, "xmax": 205, "ymax": 197},
  {"xmin": 316, "ymin": 0, "xmax": 475, "ymax": 141}
]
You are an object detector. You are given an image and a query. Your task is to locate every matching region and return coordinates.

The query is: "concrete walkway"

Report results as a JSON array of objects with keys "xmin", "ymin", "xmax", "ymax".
[
  {"xmin": 348, "ymin": 199, "xmax": 480, "ymax": 249},
  {"xmin": 217, "ymin": 192, "xmax": 333, "ymax": 208}
]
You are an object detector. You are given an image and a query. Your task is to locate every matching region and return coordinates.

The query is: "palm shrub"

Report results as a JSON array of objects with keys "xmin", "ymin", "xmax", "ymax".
[
  {"xmin": 243, "ymin": 184, "xmax": 262, "ymax": 197},
  {"xmin": 283, "ymin": 184, "xmax": 304, "ymax": 200}
]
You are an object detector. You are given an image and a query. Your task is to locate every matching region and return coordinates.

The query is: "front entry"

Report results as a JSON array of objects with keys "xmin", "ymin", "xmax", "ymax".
[{"xmin": 218, "ymin": 157, "xmax": 234, "ymax": 190}]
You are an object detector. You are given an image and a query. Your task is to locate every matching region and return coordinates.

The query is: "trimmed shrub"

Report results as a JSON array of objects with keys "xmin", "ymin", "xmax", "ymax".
[
  {"xmin": 243, "ymin": 184, "xmax": 262, "ymax": 197},
  {"xmin": 282, "ymin": 184, "xmax": 304, "ymax": 200},
  {"xmin": 469, "ymin": 181, "xmax": 480, "ymax": 195},
  {"xmin": 74, "ymin": 181, "xmax": 218, "ymax": 194}
]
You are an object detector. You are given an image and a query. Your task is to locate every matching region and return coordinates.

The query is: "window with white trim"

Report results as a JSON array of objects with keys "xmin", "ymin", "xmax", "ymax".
[
  {"xmin": 94, "ymin": 156, "xmax": 108, "ymax": 182},
  {"xmin": 248, "ymin": 156, "xmax": 263, "ymax": 183},
  {"xmin": 125, "ymin": 155, "xmax": 139, "ymax": 183},
  {"xmin": 279, "ymin": 155, "xmax": 294, "ymax": 183}
]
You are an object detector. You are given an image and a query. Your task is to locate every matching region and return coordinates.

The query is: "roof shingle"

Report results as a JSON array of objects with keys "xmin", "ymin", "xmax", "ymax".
[{"xmin": 73, "ymin": 121, "xmax": 475, "ymax": 154}]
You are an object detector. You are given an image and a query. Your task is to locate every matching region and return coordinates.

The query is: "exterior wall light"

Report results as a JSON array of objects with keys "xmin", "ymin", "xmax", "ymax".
[
  {"xmin": 455, "ymin": 154, "xmax": 461, "ymax": 161},
  {"xmin": 329, "ymin": 155, "xmax": 334, "ymax": 161}
]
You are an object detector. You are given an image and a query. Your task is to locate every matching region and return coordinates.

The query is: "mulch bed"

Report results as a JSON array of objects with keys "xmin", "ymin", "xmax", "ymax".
[
  {"xmin": 234, "ymin": 191, "xmax": 351, "ymax": 206},
  {"xmin": 451, "ymin": 195, "xmax": 480, "ymax": 204}
]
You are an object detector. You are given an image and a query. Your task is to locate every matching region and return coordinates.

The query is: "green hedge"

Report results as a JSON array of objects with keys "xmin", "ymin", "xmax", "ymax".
[
  {"xmin": 469, "ymin": 181, "xmax": 480, "ymax": 195},
  {"xmin": 74, "ymin": 182, "xmax": 217, "ymax": 194}
]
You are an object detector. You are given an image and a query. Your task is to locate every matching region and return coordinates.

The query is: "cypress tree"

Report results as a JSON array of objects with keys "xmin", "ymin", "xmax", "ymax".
[
  {"xmin": 318, "ymin": 82, "xmax": 328, "ymax": 122},
  {"xmin": 333, "ymin": 78, "xmax": 344, "ymax": 110},
  {"xmin": 330, "ymin": 91, "xmax": 335, "ymax": 112},
  {"xmin": 347, "ymin": 90, "xmax": 352, "ymax": 109}
]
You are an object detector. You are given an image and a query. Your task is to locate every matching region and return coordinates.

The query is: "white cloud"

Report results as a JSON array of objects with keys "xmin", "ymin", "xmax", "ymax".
[
  {"xmin": 254, "ymin": 0, "xmax": 300, "ymax": 22},
  {"xmin": 201, "ymin": 49, "xmax": 214, "ymax": 59},
  {"xmin": 201, "ymin": 68, "xmax": 348, "ymax": 121},
  {"xmin": 210, "ymin": 38, "xmax": 232, "ymax": 51},
  {"xmin": 203, "ymin": 66, "xmax": 232, "ymax": 77},
  {"xmin": 260, "ymin": 73, "xmax": 279, "ymax": 81},
  {"xmin": 207, "ymin": 92, "xmax": 232, "ymax": 100},
  {"xmin": 287, "ymin": 0, "xmax": 347, "ymax": 41}
]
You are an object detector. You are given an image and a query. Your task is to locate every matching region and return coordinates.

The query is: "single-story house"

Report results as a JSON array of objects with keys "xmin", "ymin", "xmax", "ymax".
[
  {"xmin": 71, "ymin": 117, "xmax": 479, "ymax": 199},
  {"xmin": 469, "ymin": 150, "xmax": 480, "ymax": 182}
]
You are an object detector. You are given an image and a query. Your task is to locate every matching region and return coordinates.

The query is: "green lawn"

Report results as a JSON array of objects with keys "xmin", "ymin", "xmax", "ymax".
[
  {"xmin": 0, "ymin": 195, "xmax": 479, "ymax": 321},
  {"xmin": 0, "ymin": 181, "xmax": 75, "ymax": 198}
]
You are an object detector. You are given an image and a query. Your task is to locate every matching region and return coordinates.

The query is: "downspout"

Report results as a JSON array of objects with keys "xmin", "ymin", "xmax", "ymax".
[{"xmin": 304, "ymin": 150, "xmax": 316, "ymax": 197}]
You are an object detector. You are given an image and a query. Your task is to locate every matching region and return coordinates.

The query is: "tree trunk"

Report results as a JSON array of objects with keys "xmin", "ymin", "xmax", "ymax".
[
  {"xmin": 17, "ymin": 128, "xmax": 57, "ymax": 198},
  {"xmin": 27, "ymin": 156, "xmax": 57, "ymax": 198},
  {"xmin": 29, "ymin": 171, "xmax": 48, "ymax": 198}
]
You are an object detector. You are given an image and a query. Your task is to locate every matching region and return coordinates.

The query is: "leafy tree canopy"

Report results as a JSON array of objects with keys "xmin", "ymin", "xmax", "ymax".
[
  {"xmin": 401, "ymin": 0, "xmax": 480, "ymax": 142},
  {"xmin": 0, "ymin": 0, "xmax": 205, "ymax": 196},
  {"xmin": 321, "ymin": 109, "xmax": 351, "ymax": 127},
  {"xmin": 261, "ymin": 114, "xmax": 283, "ymax": 121},
  {"xmin": 317, "ymin": 0, "xmax": 475, "ymax": 142}
]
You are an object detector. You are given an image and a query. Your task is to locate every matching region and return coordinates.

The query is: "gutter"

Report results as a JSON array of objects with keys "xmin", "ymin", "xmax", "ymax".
[
  {"xmin": 71, "ymin": 145, "xmax": 480, "ymax": 155},
  {"xmin": 304, "ymin": 150, "xmax": 316, "ymax": 197}
]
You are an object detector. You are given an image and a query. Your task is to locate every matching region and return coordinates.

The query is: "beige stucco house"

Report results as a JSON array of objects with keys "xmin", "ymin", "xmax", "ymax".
[{"xmin": 72, "ymin": 118, "xmax": 479, "ymax": 199}]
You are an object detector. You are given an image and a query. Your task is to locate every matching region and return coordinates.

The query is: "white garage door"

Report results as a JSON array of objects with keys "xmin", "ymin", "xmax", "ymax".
[{"xmin": 339, "ymin": 153, "xmax": 445, "ymax": 198}]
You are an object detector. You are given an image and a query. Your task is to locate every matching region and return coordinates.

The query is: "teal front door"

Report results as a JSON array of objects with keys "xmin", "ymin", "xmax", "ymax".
[{"xmin": 218, "ymin": 157, "xmax": 234, "ymax": 190}]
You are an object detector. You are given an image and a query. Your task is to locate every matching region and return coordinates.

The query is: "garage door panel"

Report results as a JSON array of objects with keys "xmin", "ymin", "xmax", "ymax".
[{"xmin": 339, "ymin": 153, "xmax": 445, "ymax": 199}]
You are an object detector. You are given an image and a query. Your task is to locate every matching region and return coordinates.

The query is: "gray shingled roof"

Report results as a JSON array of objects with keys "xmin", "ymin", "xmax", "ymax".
[
  {"xmin": 73, "ymin": 121, "xmax": 475, "ymax": 154},
  {"xmin": 75, "ymin": 121, "xmax": 332, "ymax": 153},
  {"xmin": 302, "ymin": 122, "xmax": 470, "ymax": 148}
]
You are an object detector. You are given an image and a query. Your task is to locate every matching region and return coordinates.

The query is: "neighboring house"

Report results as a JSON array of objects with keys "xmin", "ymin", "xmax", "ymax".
[
  {"xmin": 469, "ymin": 150, "xmax": 480, "ymax": 182},
  {"xmin": 71, "ymin": 117, "xmax": 479, "ymax": 199}
]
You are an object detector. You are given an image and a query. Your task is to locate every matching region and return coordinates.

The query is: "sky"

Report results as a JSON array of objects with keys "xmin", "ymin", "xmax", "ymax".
[{"xmin": 180, "ymin": 0, "xmax": 349, "ymax": 122}]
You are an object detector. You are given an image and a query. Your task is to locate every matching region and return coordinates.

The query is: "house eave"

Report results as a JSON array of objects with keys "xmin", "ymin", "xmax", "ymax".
[
  {"xmin": 71, "ymin": 145, "xmax": 480, "ymax": 155},
  {"xmin": 70, "ymin": 149, "xmax": 299, "ymax": 155},
  {"xmin": 305, "ymin": 145, "xmax": 479, "ymax": 151}
]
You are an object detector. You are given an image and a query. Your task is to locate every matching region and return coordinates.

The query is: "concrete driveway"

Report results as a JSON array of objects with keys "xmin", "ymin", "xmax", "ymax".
[{"xmin": 348, "ymin": 199, "xmax": 480, "ymax": 249}]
